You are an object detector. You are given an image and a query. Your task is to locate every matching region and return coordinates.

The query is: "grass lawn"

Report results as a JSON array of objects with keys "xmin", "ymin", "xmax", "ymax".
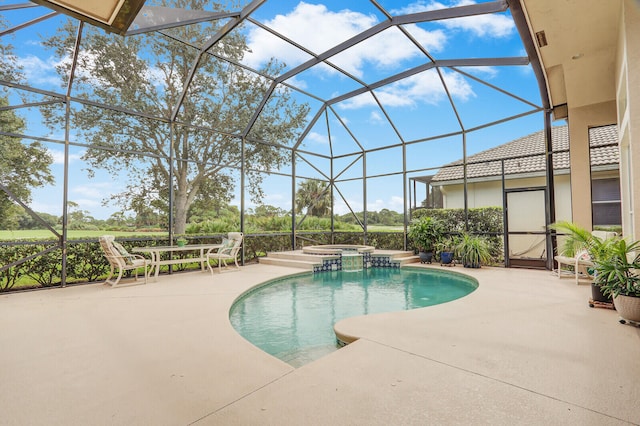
[
  {"xmin": 0, "ymin": 230, "xmax": 167, "ymax": 241},
  {"xmin": 367, "ymin": 225, "xmax": 404, "ymax": 232},
  {"xmin": 1, "ymin": 228, "xmax": 403, "ymax": 240}
]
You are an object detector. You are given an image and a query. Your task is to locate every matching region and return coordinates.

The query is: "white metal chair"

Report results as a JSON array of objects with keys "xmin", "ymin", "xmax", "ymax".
[
  {"xmin": 555, "ymin": 249, "xmax": 594, "ymax": 285},
  {"xmin": 554, "ymin": 230, "xmax": 617, "ymax": 284},
  {"xmin": 99, "ymin": 235, "xmax": 150, "ymax": 287},
  {"xmin": 206, "ymin": 232, "xmax": 243, "ymax": 274}
]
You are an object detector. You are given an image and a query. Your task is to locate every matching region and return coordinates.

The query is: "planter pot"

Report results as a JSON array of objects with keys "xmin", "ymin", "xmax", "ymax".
[
  {"xmin": 464, "ymin": 263, "xmax": 480, "ymax": 268},
  {"xmin": 419, "ymin": 251, "xmax": 433, "ymax": 264},
  {"xmin": 613, "ymin": 294, "xmax": 640, "ymax": 323},
  {"xmin": 440, "ymin": 251, "xmax": 454, "ymax": 265},
  {"xmin": 177, "ymin": 240, "xmax": 186, "ymax": 247},
  {"xmin": 591, "ymin": 282, "xmax": 611, "ymax": 304}
]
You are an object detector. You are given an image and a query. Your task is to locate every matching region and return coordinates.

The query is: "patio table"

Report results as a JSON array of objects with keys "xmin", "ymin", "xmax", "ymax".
[{"xmin": 133, "ymin": 244, "xmax": 222, "ymax": 279}]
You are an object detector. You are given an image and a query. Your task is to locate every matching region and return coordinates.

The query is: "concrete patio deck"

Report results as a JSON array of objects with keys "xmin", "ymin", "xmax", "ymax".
[{"xmin": 1, "ymin": 264, "xmax": 639, "ymax": 425}]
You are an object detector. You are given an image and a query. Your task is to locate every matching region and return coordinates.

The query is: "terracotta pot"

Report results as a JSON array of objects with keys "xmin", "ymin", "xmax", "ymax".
[{"xmin": 613, "ymin": 294, "xmax": 640, "ymax": 323}]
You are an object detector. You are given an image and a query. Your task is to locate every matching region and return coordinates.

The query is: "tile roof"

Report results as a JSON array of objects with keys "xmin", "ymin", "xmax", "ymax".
[{"xmin": 431, "ymin": 125, "xmax": 618, "ymax": 183}]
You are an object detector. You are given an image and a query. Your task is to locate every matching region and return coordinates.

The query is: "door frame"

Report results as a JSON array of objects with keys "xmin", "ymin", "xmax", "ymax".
[{"xmin": 503, "ymin": 186, "xmax": 549, "ymax": 268}]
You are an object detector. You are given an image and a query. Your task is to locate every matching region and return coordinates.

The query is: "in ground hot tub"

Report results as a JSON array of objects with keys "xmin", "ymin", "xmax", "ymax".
[
  {"xmin": 302, "ymin": 244, "xmax": 375, "ymax": 272},
  {"xmin": 341, "ymin": 252, "xmax": 363, "ymax": 271}
]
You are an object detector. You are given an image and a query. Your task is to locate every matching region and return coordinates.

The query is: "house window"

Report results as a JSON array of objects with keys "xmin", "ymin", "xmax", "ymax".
[{"xmin": 591, "ymin": 178, "xmax": 621, "ymax": 226}]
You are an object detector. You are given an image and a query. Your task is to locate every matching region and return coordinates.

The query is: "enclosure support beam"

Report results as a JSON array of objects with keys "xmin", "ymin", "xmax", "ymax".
[
  {"xmin": 402, "ymin": 144, "xmax": 408, "ymax": 251},
  {"xmin": 501, "ymin": 160, "xmax": 509, "ymax": 267},
  {"xmin": 363, "ymin": 153, "xmax": 368, "ymax": 245},
  {"xmin": 240, "ymin": 137, "xmax": 246, "ymax": 265},
  {"xmin": 60, "ymin": 21, "xmax": 83, "ymax": 287},
  {"xmin": 544, "ymin": 110, "xmax": 557, "ymax": 270},
  {"xmin": 168, "ymin": 122, "xmax": 175, "ymax": 272},
  {"xmin": 291, "ymin": 151, "xmax": 297, "ymax": 250}
]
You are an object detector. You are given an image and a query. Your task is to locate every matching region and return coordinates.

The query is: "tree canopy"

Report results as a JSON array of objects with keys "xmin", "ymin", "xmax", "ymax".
[
  {"xmin": 295, "ymin": 179, "xmax": 332, "ymax": 217},
  {"xmin": 41, "ymin": 0, "xmax": 310, "ymax": 234},
  {"xmin": 0, "ymin": 96, "xmax": 54, "ymax": 229}
]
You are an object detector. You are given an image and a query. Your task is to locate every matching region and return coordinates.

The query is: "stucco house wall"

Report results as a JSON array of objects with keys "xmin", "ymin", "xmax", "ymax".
[{"xmin": 439, "ymin": 174, "xmax": 573, "ymax": 224}]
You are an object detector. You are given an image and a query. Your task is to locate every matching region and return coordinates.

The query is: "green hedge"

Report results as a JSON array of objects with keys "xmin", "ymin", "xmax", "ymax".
[
  {"xmin": 411, "ymin": 207, "xmax": 504, "ymax": 263},
  {"xmin": 411, "ymin": 207, "xmax": 503, "ymax": 234},
  {"xmin": 0, "ymin": 232, "xmax": 407, "ymax": 292}
]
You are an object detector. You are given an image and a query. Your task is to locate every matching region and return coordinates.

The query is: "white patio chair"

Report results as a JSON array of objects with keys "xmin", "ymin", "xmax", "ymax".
[
  {"xmin": 206, "ymin": 232, "xmax": 243, "ymax": 274},
  {"xmin": 554, "ymin": 230, "xmax": 617, "ymax": 284},
  {"xmin": 99, "ymin": 235, "xmax": 150, "ymax": 287},
  {"xmin": 555, "ymin": 249, "xmax": 594, "ymax": 285}
]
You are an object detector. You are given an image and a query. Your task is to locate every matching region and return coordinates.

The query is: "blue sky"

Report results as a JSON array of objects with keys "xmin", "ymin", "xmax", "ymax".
[{"xmin": 1, "ymin": 1, "xmax": 546, "ymax": 220}]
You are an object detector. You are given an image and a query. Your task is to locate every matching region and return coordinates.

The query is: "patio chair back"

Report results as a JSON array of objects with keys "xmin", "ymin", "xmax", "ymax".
[
  {"xmin": 98, "ymin": 235, "xmax": 149, "ymax": 286},
  {"xmin": 207, "ymin": 232, "xmax": 243, "ymax": 274},
  {"xmin": 591, "ymin": 230, "xmax": 617, "ymax": 241},
  {"xmin": 225, "ymin": 232, "xmax": 243, "ymax": 255}
]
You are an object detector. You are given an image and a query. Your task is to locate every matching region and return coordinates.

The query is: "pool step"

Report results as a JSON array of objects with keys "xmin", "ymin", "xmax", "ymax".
[
  {"xmin": 259, "ymin": 256, "xmax": 318, "ymax": 270},
  {"xmin": 260, "ymin": 249, "xmax": 420, "ymax": 270},
  {"xmin": 264, "ymin": 250, "xmax": 339, "ymax": 263},
  {"xmin": 398, "ymin": 254, "xmax": 421, "ymax": 265}
]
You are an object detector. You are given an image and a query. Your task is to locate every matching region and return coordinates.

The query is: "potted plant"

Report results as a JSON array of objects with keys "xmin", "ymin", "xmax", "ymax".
[
  {"xmin": 436, "ymin": 235, "xmax": 458, "ymax": 266},
  {"xmin": 408, "ymin": 216, "xmax": 444, "ymax": 264},
  {"xmin": 455, "ymin": 233, "xmax": 492, "ymax": 268},
  {"xmin": 176, "ymin": 236, "xmax": 188, "ymax": 247},
  {"xmin": 593, "ymin": 238, "xmax": 640, "ymax": 323}
]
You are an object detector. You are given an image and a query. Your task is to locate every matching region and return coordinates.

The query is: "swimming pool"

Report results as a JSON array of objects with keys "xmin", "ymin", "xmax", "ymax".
[{"xmin": 229, "ymin": 267, "xmax": 478, "ymax": 367}]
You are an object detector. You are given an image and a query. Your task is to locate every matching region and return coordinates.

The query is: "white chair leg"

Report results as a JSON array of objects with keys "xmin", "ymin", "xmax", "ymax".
[
  {"xmin": 105, "ymin": 265, "xmax": 116, "ymax": 285},
  {"xmin": 209, "ymin": 260, "xmax": 215, "ymax": 276},
  {"xmin": 112, "ymin": 268, "xmax": 123, "ymax": 287}
]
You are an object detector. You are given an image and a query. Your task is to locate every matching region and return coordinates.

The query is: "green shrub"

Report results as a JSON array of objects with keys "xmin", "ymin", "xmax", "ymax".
[{"xmin": 412, "ymin": 207, "xmax": 503, "ymax": 263}]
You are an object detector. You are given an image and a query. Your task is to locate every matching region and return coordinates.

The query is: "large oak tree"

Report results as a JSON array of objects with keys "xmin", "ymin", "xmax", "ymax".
[
  {"xmin": 42, "ymin": 0, "xmax": 309, "ymax": 233},
  {"xmin": 0, "ymin": 26, "xmax": 54, "ymax": 230},
  {"xmin": 0, "ymin": 96, "xmax": 55, "ymax": 229}
]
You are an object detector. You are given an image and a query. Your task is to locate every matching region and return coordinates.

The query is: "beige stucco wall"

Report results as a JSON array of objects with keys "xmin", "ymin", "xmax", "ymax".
[
  {"xmin": 566, "ymin": 102, "xmax": 617, "ymax": 231},
  {"xmin": 439, "ymin": 174, "xmax": 572, "ymax": 222}
]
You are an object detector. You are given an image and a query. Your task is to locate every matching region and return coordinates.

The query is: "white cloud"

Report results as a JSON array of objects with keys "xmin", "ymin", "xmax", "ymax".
[
  {"xmin": 306, "ymin": 131, "xmax": 329, "ymax": 145},
  {"xmin": 72, "ymin": 182, "xmax": 114, "ymax": 200},
  {"xmin": 327, "ymin": 26, "xmax": 445, "ymax": 78},
  {"xmin": 334, "ymin": 199, "xmax": 361, "ymax": 215},
  {"xmin": 334, "ymin": 195, "xmax": 404, "ymax": 215},
  {"xmin": 462, "ymin": 66, "xmax": 498, "ymax": 79},
  {"xmin": 47, "ymin": 148, "xmax": 84, "ymax": 165},
  {"xmin": 281, "ymin": 75, "xmax": 308, "ymax": 90},
  {"xmin": 369, "ymin": 111, "xmax": 384, "ymax": 124},
  {"xmin": 339, "ymin": 69, "xmax": 473, "ymax": 109},
  {"xmin": 392, "ymin": 1, "xmax": 514, "ymax": 38},
  {"xmin": 15, "ymin": 55, "xmax": 62, "ymax": 87},
  {"xmin": 368, "ymin": 196, "xmax": 405, "ymax": 213},
  {"xmin": 246, "ymin": 2, "xmax": 446, "ymax": 79},
  {"xmin": 29, "ymin": 199, "xmax": 61, "ymax": 217},
  {"xmin": 246, "ymin": 3, "xmax": 376, "ymax": 66},
  {"xmin": 70, "ymin": 198, "xmax": 102, "ymax": 209}
]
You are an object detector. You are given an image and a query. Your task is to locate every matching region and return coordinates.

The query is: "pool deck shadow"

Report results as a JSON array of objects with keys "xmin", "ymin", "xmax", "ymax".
[{"xmin": 1, "ymin": 264, "xmax": 639, "ymax": 425}]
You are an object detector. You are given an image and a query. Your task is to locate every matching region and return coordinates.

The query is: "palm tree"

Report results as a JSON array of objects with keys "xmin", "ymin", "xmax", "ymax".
[{"xmin": 295, "ymin": 179, "xmax": 332, "ymax": 217}]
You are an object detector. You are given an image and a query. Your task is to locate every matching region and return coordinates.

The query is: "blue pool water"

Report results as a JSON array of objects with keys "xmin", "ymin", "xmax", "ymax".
[{"xmin": 229, "ymin": 267, "xmax": 478, "ymax": 367}]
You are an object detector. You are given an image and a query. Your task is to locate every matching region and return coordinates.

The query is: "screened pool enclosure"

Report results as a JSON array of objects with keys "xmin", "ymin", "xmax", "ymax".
[{"xmin": 1, "ymin": 0, "xmax": 560, "ymax": 289}]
